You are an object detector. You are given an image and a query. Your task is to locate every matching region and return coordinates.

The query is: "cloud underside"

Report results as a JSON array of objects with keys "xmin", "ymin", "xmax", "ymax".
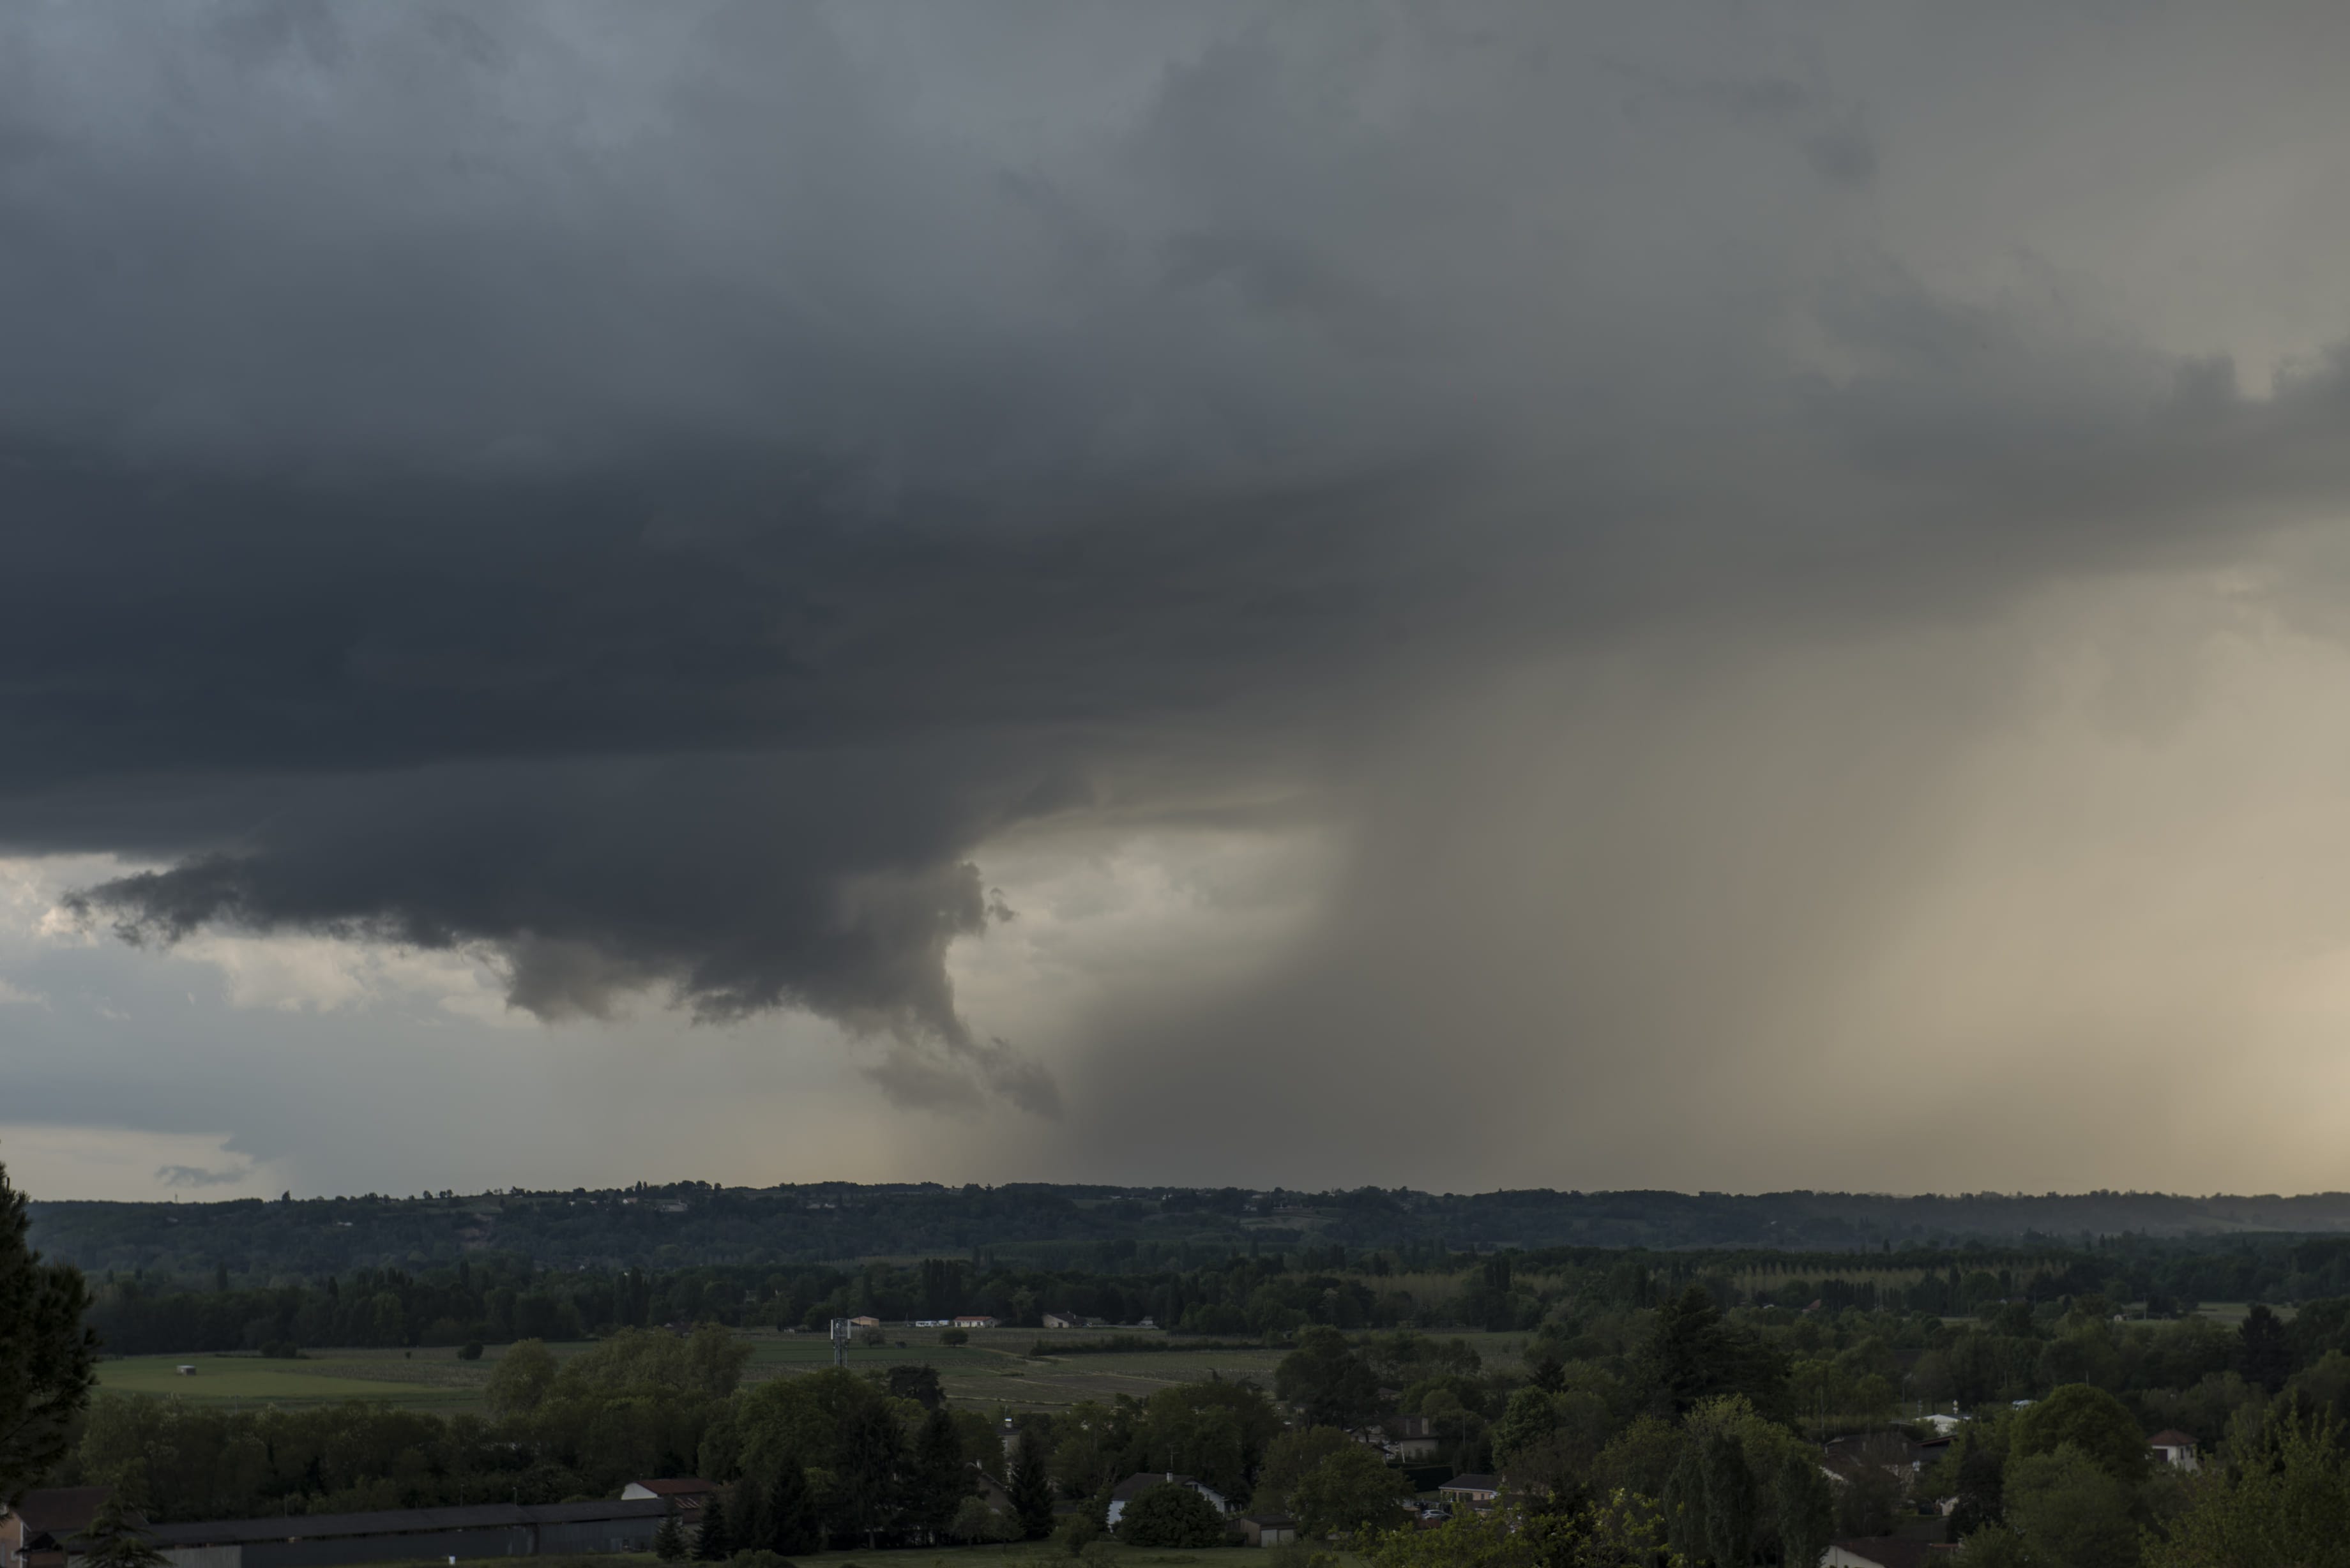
[{"xmin": 10, "ymin": 2, "xmax": 2350, "ymax": 1124}]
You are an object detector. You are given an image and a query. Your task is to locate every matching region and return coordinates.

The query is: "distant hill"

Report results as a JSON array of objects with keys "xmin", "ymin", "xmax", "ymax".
[{"xmin": 31, "ymin": 1183, "xmax": 2350, "ymax": 1283}]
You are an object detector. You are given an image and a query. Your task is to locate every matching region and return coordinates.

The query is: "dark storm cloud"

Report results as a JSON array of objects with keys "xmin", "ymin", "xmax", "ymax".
[{"xmin": 11, "ymin": 0, "xmax": 2350, "ymax": 1122}]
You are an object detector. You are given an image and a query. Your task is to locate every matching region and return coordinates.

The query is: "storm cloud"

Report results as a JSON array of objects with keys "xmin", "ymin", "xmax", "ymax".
[{"xmin": 11, "ymin": 1, "xmax": 2350, "ymax": 1167}]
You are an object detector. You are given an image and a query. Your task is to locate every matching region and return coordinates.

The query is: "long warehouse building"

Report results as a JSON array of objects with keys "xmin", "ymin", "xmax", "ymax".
[{"xmin": 141, "ymin": 1499, "xmax": 671, "ymax": 1568}]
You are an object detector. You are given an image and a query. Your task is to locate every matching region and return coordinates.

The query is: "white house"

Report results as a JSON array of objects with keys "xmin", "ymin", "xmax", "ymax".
[{"xmin": 2148, "ymin": 1429, "xmax": 2200, "ymax": 1472}]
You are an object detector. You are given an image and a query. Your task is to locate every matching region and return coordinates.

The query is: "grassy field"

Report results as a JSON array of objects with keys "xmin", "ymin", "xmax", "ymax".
[{"xmin": 97, "ymin": 1327, "xmax": 1535, "ymax": 1416}]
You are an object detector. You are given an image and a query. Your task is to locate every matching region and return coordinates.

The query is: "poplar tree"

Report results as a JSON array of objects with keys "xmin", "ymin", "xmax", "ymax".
[{"xmin": 1, "ymin": 1156, "xmax": 98, "ymax": 1504}]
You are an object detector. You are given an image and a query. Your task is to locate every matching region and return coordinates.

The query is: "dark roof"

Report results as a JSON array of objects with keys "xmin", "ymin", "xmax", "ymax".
[
  {"xmin": 2147, "ymin": 1429, "xmax": 2197, "ymax": 1447},
  {"xmin": 11, "ymin": 1489, "xmax": 118, "ymax": 1536},
  {"xmin": 144, "ymin": 1500, "xmax": 667, "ymax": 1548},
  {"xmin": 1834, "ymin": 1537, "xmax": 1930, "ymax": 1568},
  {"xmin": 1111, "ymin": 1473, "xmax": 1199, "ymax": 1504},
  {"xmin": 630, "ymin": 1479, "xmax": 716, "ymax": 1497},
  {"xmin": 1239, "ymin": 1512, "xmax": 1298, "ymax": 1527},
  {"xmin": 1441, "ymin": 1474, "xmax": 1502, "ymax": 1491}
]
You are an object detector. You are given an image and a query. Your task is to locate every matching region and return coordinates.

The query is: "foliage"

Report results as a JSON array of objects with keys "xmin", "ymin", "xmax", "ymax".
[
  {"xmin": 1368, "ymin": 1489, "xmax": 1678, "ymax": 1568},
  {"xmin": 1276, "ymin": 1327, "xmax": 1384, "ymax": 1429},
  {"xmin": 1774, "ymin": 1449, "xmax": 1833, "ymax": 1568},
  {"xmin": 2012, "ymin": 1385, "xmax": 2150, "ymax": 1484},
  {"xmin": 1115, "ymin": 1479, "xmax": 1227, "ymax": 1548},
  {"xmin": 2145, "ymin": 1410, "xmax": 2350, "ymax": 1568},
  {"xmin": 692, "ymin": 1491, "xmax": 730, "ymax": 1560},
  {"xmin": 1288, "ymin": 1445, "xmax": 1413, "ymax": 1538},
  {"xmin": 1008, "ymin": 1446, "xmax": 1054, "ymax": 1540},
  {"xmin": 1253, "ymin": 1426, "xmax": 1358, "ymax": 1510},
  {"xmin": 2001, "ymin": 1442, "xmax": 2137, "ymax": 1568},
  {"xmin": 653, "ymin": 1514, "xmax": 686, "ymax": 1560},
  {"xmin": 1664, "ymin": 1430, "xmax": 1754, "ymax": 1568},
  {"xmin": 485, "ymin": 1338, "xmax": 558, "ymax": 1419},
  {"xmin": 0, "ymin": 1157, "xmax": 98, "ymax": 1504},
  {"xmin": 75, "ymin": 1493, "xmax": 166, "ymax": 1568},
  {"xmin": 1641, "ymin": 1288, "xmax": 1787, "ymax": 1419}
]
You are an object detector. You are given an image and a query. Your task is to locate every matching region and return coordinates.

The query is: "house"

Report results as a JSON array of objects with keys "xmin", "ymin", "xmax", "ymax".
[
  {"xmin": 848, "ymin": 1315, "xmax": 883, "ymax": 1329},
  {"xmin": 953, "ymin": 1315, "xmax": 999, "ymax": 1329},
  {"xmin": 1105, "ymin": 1474, "xmax": 1231, "ymax": 1528},
  {"xmin": 1234, "ymin": 1513, "xmax": 1298, "ymax": 1547},
  {"xmin": 1376, "ymin": 1415, "xmax": 1441, "ymax": 1463},
  {"xmin": 1824, "ymin": 1538, "xmax": 1953, "ymax": 1568},
  {"xmin": 2148, "ymin": 1429, "xmax": 2201, "ymax": 1472},
  {"xmin": 3, "ymin": 1488, "xmax": 120, "ymax": 1568},
  {"xmin": 618, "ymin": 1479, "xmax": 717, "ymax": 1543},
  {"xmin": 967, "ymin": 1466, "xmax": 1016, "ymax": 1516},
  {"xmin": 1042, "ymin": 1312, "xmax": 1085, "ymax": 1330},
  {"xmin": 139, "ymin": 1498, "xmax": 670, "ymax": 1568},
  {"xmin": 1438, "ymin": 1474, "xmax": 1503, "ymax": 1512}
]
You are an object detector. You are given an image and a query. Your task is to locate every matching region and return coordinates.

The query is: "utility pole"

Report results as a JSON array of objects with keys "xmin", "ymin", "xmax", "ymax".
[{"xmin": 830, "ymin": 1316, "xmax": 849, "ymax": 1368}]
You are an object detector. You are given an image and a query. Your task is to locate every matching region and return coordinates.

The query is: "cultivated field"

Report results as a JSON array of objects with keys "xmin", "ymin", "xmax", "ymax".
[{"xmin": 97, "ymin": 1326, "xmax": 1535, "ymax": 1416}]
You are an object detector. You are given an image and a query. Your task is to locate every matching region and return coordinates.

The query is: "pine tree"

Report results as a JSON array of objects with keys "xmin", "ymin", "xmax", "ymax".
[
  {"xmin": 1008, "ymin": 1449, "xmax": 1054, "ymax": 1542},
  {"xmin": 652, "ymin": 1515, "xmax": 685, "ymax": 1562},
  {"xmin": 0, "ymin": 1157, "xmax": 98, "ymax": 1499},
  {"xmin": 76, "ymin": 1495, "xmax": 164, "ymax": 1568},
  {"xmin": 909, "ymin": 1408, "xmax": 969, "ymax": 1541},
  {"xmin": 691, "ymin": 1494, "xmax": 729, "ymax": 1561},
  {"xmin": 764, "ymin": 1455, "xmax": 820, "ymax": 1555}
]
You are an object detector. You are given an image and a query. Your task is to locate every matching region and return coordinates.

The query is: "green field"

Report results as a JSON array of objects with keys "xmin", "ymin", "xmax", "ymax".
[
  {"xmin": 98, "ymin": 1355, "xmax": 466, "ymax": 1405},
  {"xmin": 97, "ymin": 1327, "xmax": 1534, "ymax": 1417}
]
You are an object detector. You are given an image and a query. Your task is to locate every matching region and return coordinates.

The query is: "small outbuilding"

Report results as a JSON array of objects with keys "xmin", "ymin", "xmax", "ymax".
[{"xmin": 1233, "ymin": 1512, "xmax": 1298, "ymax": 1547}]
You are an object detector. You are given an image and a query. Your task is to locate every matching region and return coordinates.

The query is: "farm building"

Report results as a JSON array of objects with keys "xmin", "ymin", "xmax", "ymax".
[
  {"xmin": 3, "ymin": 1487, "xmax": 120, "ymax": 1568},
  {"xmin": 137, "ymin": 1498, "xmax": 670, "ymax": 1568},
  {"xmin": 1234, "ymin": 1512, "xmax": 1298, "ymax": 1547}
]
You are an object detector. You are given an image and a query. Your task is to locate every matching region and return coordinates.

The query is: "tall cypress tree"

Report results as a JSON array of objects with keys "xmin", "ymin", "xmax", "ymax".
[
  {"xmin": 760, "ymin": 1454, "xmax": 820, "ymax": 1556},
  {"xmin": 1008, "ymin": 1449, "xmax": 1054, "ymax": 1542},
  {"xmin": 0, "ymin": 1157, "xmax": 98, "ymax": 1501},
  {"xmin": 909, "ymin": 1408, "xmax": 969, "ymax": 1542}
]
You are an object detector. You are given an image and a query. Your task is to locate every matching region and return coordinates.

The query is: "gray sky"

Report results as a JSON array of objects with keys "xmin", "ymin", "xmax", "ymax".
[{"xmin": 10, "ymin": 0, "xmax": 2350, "ymax": 1199}]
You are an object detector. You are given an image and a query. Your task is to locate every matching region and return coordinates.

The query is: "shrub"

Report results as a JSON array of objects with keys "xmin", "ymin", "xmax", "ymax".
[
  {"xmin": 1117, "ymin": 1482, "xmax": 1227, "ymax": 1548},
  {"xmin": 457, "ymin": 1341, "xmax": 484, "ymax": 1361},
  {"xmin": 940, "ymin": 1329, "xmax": 968, "ymax": 1346}
]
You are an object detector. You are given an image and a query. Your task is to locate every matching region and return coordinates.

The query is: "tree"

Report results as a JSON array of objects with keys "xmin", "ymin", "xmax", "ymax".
[
  {"xmin": 1641, "ymin": 1288, "xmax": 1787, "ymax": 1419},
  {"xmin": 2240, "ymin": 1304, "xmax": 2293, "ymax": 1394},
  {"xmin": 652, "ymin": 1514, "xmax": 686, "ymax": 1561},
  {"xmin": 2002, "ymin": 1444, "xmax": 2136, "ymax": 1568},
  {"xmin": 1775, "ymin": 1449, "xmax": 1834, "ymax": 1568},
  {"xmin": 0, "ymin": 1156, "xmax": 98, "ymax": 1502},
  {"xmin": 831, "ymin": 1399, "xmax": 904, "ymax": 1548},
  {"xmin": 887, "ymin": 1364, "xmax": 944, "ymax": 1411},
  {"xmin": 1117, "ymin": 1481, "xmax": 1227, "ymax": 1548},
  {"xmin": 1494, "ymin": 1387, "xmax": 1561, "ymax": 1470},
  {"xmin": 2012, "ymin": 1385, "xmax": 2148, "ymax": 1484},
  {"xmin": 484, "ymin": 1339, "xmax": 557, "ymax": 1421},
  {"xmin": 950, "ymin": 1494, "xmax": 1020, "ymax": 1544},
  {"xmin": 906, "ymin": 1407, "xmax": 968, "ymax": 1540},
  {"xmin": 1052, "ymin": 1510, "xmax": 1103, "ymax": 1556},
  {"xmin": 760, "ymin": 1452, "xmax": 820, "ymax": 1555},
  {"xmin": 1665, "ymin": 1431, "xmax": 1754, "ymax": 1568},
  {"xmin": 692, "ymin": 1492, "xmax": 730, "ymax": 1561},
  {"xmin": 1254, "ymin": 1426, "xmax": 1358, "ymax": 1510},
  {"xmin": 75, "ymin": 1494, "xmax": 164, "ymax": 1568},
  {"xmin": 1291, "ymin": 1446, "xmax": 1414, "ymax": 1539},
  {"xmin": 1008, "ymin": 1447, "xmax": 1055, "ymax": 1541},
  {"xmin": 2146, "ymin": 1410, "xmax": 2350, "ymax": 1568},
  {"xmin": 1276, "ymin": 1326, "xmax": 1384, "ymax": 1430},
  {"xmin": 1948, "ymin": 1441, "xmax": 2005, "ymax": 1542}
]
